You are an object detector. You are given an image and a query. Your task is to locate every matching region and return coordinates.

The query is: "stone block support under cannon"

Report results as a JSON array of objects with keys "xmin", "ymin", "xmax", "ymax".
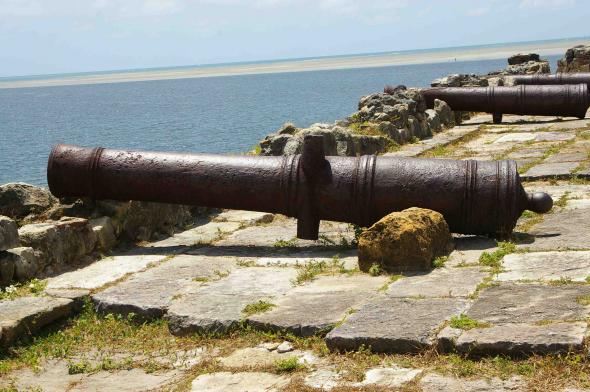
[
  {"xmin": 422, "ymin": 84, "xmax": 589, "ymax": 124},
  {"xmin": 512, "ymin": 73, "xmax": 590, "ymax": 88},
  {"xmin": 47, "ymin": 137, "xmax": 552, "ymax": 240}
]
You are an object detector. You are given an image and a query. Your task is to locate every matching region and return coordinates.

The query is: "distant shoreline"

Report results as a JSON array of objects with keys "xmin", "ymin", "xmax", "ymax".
[{"xmin": 1, "ymin": 37, "xmax": 588, "ymax": 90}]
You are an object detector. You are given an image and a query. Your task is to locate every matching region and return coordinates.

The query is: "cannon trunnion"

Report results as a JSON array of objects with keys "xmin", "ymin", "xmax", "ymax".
[{"xmin": 47, "ymin": 137, "xmax": 552, "ymax": 240}]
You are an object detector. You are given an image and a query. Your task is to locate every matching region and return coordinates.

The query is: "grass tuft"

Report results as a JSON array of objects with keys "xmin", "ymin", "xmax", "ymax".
[
  {"xmin": 242, "ymin": 300, "xmax": 276, "ymax": 317},
  {"xmin": 275, "ymin": 356, "xmax": 302, "ymax": 373},
  {"xmin": 450, "ymin": 314, "xmax": 490, "ymax": 330},
  {"xmin": 433, "ymin": 255, "xmax": 449, "ymax": 268}
]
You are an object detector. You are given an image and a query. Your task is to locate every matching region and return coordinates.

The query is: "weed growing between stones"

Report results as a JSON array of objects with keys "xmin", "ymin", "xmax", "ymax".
[
  {"xmin": 432, "ymin": 255, "xmax": 449, "ymax": 268},
  {"xmin": 0, "ymin": 279, "xmax": 46, "ymax": 301},
  {"xmin": 273, "ymin": 238, "xmax": 298, "ymax": 248},
  {"xmin": 478, "ymin": 241, "xmax": 516, "ymax": 271},
  {"xmin": 242, "ymin": 300, "xmax": 276, "ymax": 317},
  {"xmin": 450, "ymin": 314, "xmax": 490, "ymax": 330},
  {"xmin": 368, "ymin": 263, "xmax": 382, "ymax": 276},
  {"xmin": 275, "ymin": 356, "xmax": 303, "ymax": 373}
]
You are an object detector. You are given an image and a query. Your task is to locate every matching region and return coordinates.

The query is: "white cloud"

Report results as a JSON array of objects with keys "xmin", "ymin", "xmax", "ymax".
[
  {"xmin": 519, "ymin": 0, "xmax": 575, "ymax": 8},
  {"xmin": 466, "ymin": 7, "xmax": 490, "ymax": 16},
  {"xmin": 0, "ymin": 0, "xmax": 45, "ymax": 16}
]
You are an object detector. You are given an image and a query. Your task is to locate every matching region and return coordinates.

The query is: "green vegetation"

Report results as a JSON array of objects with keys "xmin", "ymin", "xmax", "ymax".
[
  {"xmin": 275, "ymin": 356, "xmax": 302, "ymax": 373},
  {"xmin": 433, "ymin": 255, "xmax": 449, "ymax": 268},
  {"xmin": 450, "ymin": 314, "xmax": 490, "ymax": 330},
  {"xmin": 242, "ymin": 300, "xmax": 276, "ymax": 317},
  {"xmin": 368, "ymin": 263, "xmax": 382, "ymax": 277},
  {"xmin": 0, "ymin": 279, "xmax": 46, "ymax": 301},
  {"xmin": 273, "ymin": 237, "xmax": 298, "ymax": 248},
  {"xmin": 479, "ymin": 241, "xmax": 516, "ymax": 270},
  {"xmin": 292, "ymin": 260, "xmax": 329, "ymax": 285}
]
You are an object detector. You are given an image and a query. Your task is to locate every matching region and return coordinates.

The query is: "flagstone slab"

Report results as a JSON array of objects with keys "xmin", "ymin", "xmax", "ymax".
[
  {"xmin": 0, "ymin": 359, "xmax": 180, "ymax": 392},
  {"xmin": 565, "ymin": 199, "xmax": 590, "ymax": 210},
  {"xmin": 493, "ymin": 133, "xmax": 537, "ymax": 143},
  {"xmin": 446, "ymin": 236, "xmax": 497, "ymax": 268},
  {"xmin": 212, "ymin": 210, "xmax": 274, "ymax": 225},
  {"xmin": 465, "ymin": 283, "xmax": 590, "ymax": 324},
  {"xmin": 497, "ymin": 251, "xmax": 590, "ymax": 282},
  {"xmin": 455, "ymin": 322, "xmax": 587, "ymax": 356},
  {"xmin": 523, "ymin": 184, "xmax": 590, "ymax": 201},
  {"xmin": 216, "ymin": 219, "xmax": 354, "ymax": 248},
  {"xmin": 218, "ymin": 347, "xmax": 317, "ymax": 368},
  {"xmin": 544, "ymin": 152, "xmax": 588, "ymax": 163},
  {"xmin": 190, "ymin": 372, "xmax": 290, "ymax": 392},
  {"xmin": 387, "ymin": 267, "xmax": 487, "ymax": 298},
  {"xmin": 92, "ymin": 254, "xmax": 236, "ymax": 320},
  {"xmin": 525, "ymin": 207, "xmax": 590, "ymax": 250},
  {"xmin": 166, "ymin": 267, "xmax": 297, "ymax": 335},
  {"xmin": 248, "ymin": 274, "xmax": 387, "ymax": 336},
  {"xmin": 521, "ymin": 162, "xmax": 579, "ymax": 180},
  {"xmin": 45, "ymin": 251, "xmax": 168, "ymax": 290},
  {"xmin": 0, "ymin": 296, "xmax": 74, "ymax": 347},
  {"xmin": 325, "ymin": 297, "xmax": 468, "ymax": 353},
  {"xmin": 352, "ymin": 366, "xmax": 423, "ymax": 388},
  {"xmin": 147, "ymin": 221, "xmax": 242, "ymax": 248},
  {"xmin": 420, "ymin": 373, "xmax": 524, "ymax": 392}
]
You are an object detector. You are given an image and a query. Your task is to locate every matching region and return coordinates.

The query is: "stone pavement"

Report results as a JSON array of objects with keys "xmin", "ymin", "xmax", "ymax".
[{"xmin": 1, "ymin": 112, "xmax": 590, "ymax": 391}]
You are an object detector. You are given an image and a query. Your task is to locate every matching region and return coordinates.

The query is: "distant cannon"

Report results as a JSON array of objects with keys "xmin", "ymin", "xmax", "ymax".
[
  {"xmin": 47, "ymin": 138, "xmax": 552, "ymax": 240},
  {"xmin": 422, "ymin": 84, "xmax": 589, "ymax": 124},
  {"xmin": 512, "ymin": 73, "xmax": 590, "ymax": 88}
]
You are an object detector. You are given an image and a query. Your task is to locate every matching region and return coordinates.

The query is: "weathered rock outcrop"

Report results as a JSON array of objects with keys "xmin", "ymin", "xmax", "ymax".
[
  {"xmin": 431, "ymin": 74, "xmax": 488, "ymax": 88},
  {"xmin": 507, "ymin": 53, "xmax": 540, "ymax": 65},
  {"xmin": 557, "ymin": 44, "xmax": 590, "ymax": 73},
  {"xmin": 0, "ymin": 216, "xmax": 19, "ymax": 251},
  {"xmin": 357, "ymin": 208, "xmax": 453, "ymax": 273},
  {"xmin": 259, "ymin": 87, "xmax": 457, "ymax": 156},
  {"xmin": 0, "ymin": 183, "xmax": 58, "ymax": 223}
]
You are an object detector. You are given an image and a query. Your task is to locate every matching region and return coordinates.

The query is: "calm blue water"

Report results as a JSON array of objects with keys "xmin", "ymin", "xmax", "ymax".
[{"xmin": 0, "ymin": 55, "xmax": 560, "ymax": 186}]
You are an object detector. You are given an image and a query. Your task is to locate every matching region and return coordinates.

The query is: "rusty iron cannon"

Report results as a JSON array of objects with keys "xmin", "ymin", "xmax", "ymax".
[
  {"xmin": 422, "ymin": 84, "xmax": 589, "ymax": 124},
  {"xmin": 512, "ymin": 73, "xmax": 590, "ymax": 88},
  {"xmin": 47, "ymin": 137, "xmax": 553, "ymax": 240}
]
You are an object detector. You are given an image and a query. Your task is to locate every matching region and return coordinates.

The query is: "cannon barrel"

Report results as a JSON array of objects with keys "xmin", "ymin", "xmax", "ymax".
[
  {"xmin": 512, "ymin": 73, "xmax": 590, "ymax": 88},
  {"xmin": 47, "ymin": 138, "xmax": 552, "ymax": 240},
  {"xmin": 422, "ymin": 84, "xmax": 589, "ymax": 124}
]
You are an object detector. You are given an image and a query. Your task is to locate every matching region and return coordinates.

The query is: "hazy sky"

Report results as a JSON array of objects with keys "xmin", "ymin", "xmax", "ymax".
[{"xmin": 1, "ymin": 0, "xmax": 588, "ymax": 77}]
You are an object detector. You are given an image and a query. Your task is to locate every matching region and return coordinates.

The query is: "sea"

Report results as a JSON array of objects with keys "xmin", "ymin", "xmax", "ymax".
[{"xmin": 0, "ymin": 52, "xmax": 563, "ymax": 187}]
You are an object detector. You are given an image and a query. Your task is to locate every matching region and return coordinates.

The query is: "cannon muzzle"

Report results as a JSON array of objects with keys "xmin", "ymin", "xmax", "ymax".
[
  {"xmin": 48, "ymin": 138, "xmax": 552, "ymax": 240},
  {"xmin": 512, "ymin": 73, "xmax": 590, "ymax": 88},
  {"xmin": 422, "ymin": 84, "xmax": 589, "ymax": 124}
]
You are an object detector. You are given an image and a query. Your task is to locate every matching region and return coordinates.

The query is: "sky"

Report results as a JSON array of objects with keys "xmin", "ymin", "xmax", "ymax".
[{"xmin": 0, "ymin": 0, "xmax": 589, "ymax": 77}]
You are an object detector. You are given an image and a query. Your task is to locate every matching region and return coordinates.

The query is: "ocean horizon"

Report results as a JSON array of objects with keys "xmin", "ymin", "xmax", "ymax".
[{"xmin": 0, "ymin": 37, "xmax": 585, "ymax": 187}]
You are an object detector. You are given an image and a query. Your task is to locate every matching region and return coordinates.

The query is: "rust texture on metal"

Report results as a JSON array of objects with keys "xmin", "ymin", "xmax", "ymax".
[
  {"xmin": 512, "ymin": 73, "xmax": 590, "ymax": 88},
  {"xmin": 47, "ymin": 138, "xmax": 553, "ymax": 240},
  {"xmin": 422, "ymin": 84, "xmax": 589, "ymax": 124}
]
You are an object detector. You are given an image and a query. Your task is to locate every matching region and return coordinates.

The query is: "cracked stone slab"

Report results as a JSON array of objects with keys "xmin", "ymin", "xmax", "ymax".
[
  {"xmin": 498, "ymin": 251, "xmax": 590, "ymax": 282},
  {"xmin": 236, "ymin": 249, "xmax": 358, "ymax": 269},
  {"xmin": 0, "ymin": 359, "xmax": 181, "ymax": 392},
  {"xmin": 45, "ymin": 250, "xmax": 168, "ymax": 290},
  {"xmin": 525, "ymin": 207, "xmax": 590, "ymax": 250},
  {"xmin": 493, "ymin": 133, "xmax": 537, "ymax": 143},
  {"xmin": 92, "ymin": 254, "xmax": 236, "ymax": 320},
  {"xmin": 565, "ymin": 199, "xmax": 590, "ymax": 210},
  {"xmin": 304, "ymin": 368, "xmax": 342, "ymax": 390},
  {"xmin": 218, "ymin": 347, "xmax": 317, "ymax": 368},
  {"xmin": 465, "ymin": 283, "xmax": 590, "ymax": 324},
  {"xmin": 521, "ymin": 162, "xmax": 579, "ymax": 180},
  {"xmin": 147, "ymin": 221, "xmax": 242, "ymax": 248},
  {"xmin": 420, "ymin": 373, "xmax": 524, "ymax": 392},
  {"xmin": 248, "ymin": 274, "xmax": 387, "ymax": 336},
  {"xmin": 446, "ymin": 236, "xmax": 497, "ymax": 268},
  {"xmin": 455, "ymin": 322, "xmax": 587, "ymax": 356},
  {"xmin": 0, "ymin": 296, "xmax": 73, "ymax": 347},
  {"xmin": 190, "ymin": 372, "xmax": 290, "ymax": 392},
  {"xmin": 166, "ymin": 267, "xmax": 297, "ymax": 335},
  {"xmin": 387, "ymin": 267, "xmax": 487, "ymax": 298},
  {"xmin": 352, "ymin": 366, "xmax": 423, "ymax": 388},
  {"xmin": 325, "ymin": 297, "xmax": 468, "ymax": 353},
  {"xmin": 544, "ymin": 152, "xmax": 588, "ymax": 163},
  {"xmin": 211, "ymin": 210, "xmax": 274, "ymax": 225},
  {"xmin": 216, "ymin": 218, "xmax": 354, "ymax": 248}
]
